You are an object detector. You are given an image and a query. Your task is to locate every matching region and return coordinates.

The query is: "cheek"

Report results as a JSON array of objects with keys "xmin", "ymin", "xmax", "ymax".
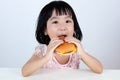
[
  {"xmin": 46, "ymin": 27, "xmax": 57, "ymax": 39},
  {"xmin": 71, "ymin": 30, "xmax": 74, "ymax": 36},
  {"xmin": 68, "ymin": 27, "xmax": 74, "ymax": 36},
  {"xmin": 70, "ymin": 25, "xmax": 74, "ymax": 33}
]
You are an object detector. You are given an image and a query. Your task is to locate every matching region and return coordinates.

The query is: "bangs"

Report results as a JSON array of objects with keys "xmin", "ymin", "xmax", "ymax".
[
  {"xmin": 49, "ymin": 1, "xmax": 73, "ymax": 16},
  {"xmin": 54, "ymin": 7, "xmax": 72, "ymax": 16}
]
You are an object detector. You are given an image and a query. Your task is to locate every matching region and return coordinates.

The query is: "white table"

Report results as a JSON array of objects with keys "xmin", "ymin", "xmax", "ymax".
[{"xmin": 0, "ymin": 68, "xmax": 120, "ymax": 80}]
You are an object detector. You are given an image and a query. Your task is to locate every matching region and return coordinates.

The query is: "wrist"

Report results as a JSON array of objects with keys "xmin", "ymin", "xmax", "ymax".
[
  {"xmin": 44, "ymin": 53, "xmax": 53, "ymax": 61},
  {"xmin": 78, "ymin": 49, "xmax": 86, "ymax": 58}
]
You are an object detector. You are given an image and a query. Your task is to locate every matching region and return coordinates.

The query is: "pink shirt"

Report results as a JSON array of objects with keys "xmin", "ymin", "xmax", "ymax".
[{"xmin": 34, "ymin": 44, "xmax": 81, "ymax": 69}]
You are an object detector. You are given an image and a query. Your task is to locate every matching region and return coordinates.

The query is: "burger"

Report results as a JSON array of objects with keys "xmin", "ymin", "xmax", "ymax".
[{"xmin": 54, "ymin": 36, "xmax": 77, "ymax": 55}]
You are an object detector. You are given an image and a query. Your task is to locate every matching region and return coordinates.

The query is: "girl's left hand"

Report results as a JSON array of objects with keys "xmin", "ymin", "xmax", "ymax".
[
  {"xmin": 64, "ymin": 37, "xmax": 85, "ymax": 56},
  {"xmin": 65, "ymin": 37, "xmax": 103, "ymax": 73}
]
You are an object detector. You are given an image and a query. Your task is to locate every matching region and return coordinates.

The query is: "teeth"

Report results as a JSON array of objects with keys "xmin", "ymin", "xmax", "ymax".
[
  {"xmin": 59, "ymin": 36, "xmax": 65, "ymax": 40},
  {"xmin": 58, "ymin": 35, "xmax": 67, "ymax": 37},
  {"xmin": 58, "ymin": 35, "xmax": 67, "ymax": 40},
  {"xmin": 63, "ymin": 35, "xmax": 67, "ymax": 37}
]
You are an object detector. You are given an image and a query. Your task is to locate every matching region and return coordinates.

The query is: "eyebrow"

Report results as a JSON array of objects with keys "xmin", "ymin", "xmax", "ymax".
[
  {"xmin": 49, "ymin": 17, "xmax": 57, "ymax": 21},
  {"xmin": 49, "ymin": 15, "xmax": 72, "ymax": 21}
]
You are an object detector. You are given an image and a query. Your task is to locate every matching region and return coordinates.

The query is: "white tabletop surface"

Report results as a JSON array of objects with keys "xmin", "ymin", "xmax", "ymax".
[{"xmin": 0, "ymin": 68, "xmax": 120, "ymax": 80}]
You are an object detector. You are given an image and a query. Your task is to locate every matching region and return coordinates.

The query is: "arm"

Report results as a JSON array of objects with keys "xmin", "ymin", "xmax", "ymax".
[
  {"xmin": 22, "ymin": 38, "xmax": 63, "ymax": 77},
  {"xmin": 80, "ymin": 51, "xmax": 103, "ymax": 73},
  {"xmin": 21, "ymin": 54, "xmax": 50, "ymax": 77},
  {"xmin": 65, "ymin": 37, "xmax": 103, "ymax": 73}
]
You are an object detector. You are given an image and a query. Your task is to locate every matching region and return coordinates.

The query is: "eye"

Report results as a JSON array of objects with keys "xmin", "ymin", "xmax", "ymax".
[
  {"xmin": 66, "ymin": 20, "xmax": 72, "ymax": 23},
  {"xmin": 52, "ymin": 21, "xmax": 58, "ymax": 24}
]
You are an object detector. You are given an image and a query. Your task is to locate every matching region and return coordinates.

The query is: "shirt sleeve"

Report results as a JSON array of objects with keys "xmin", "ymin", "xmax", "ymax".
[{"xmin": 33, "ymin": 44, "xmax": 47, "ymax": 58}]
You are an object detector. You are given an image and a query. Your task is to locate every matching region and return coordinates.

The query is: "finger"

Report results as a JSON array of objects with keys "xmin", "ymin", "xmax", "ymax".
[
  {"xmin": 50, "ymin": 39, "xmax": 63, "ymax": 45},
  {"xmin": 64, "ymin": 37, "xmax": 72, "ymax": 42},
  {"xmin": 64, "ymin": 37, "xmax": 76, "ymax": 43},
  {"xmin": 48, "ymin": 40, "xmax": 64, "ymax": 50},
  {"xmin": 65, "ymin": 37, "xmax": 81, "ymax": 46},
  {"xmin": 50, "ymin": 37, "xmax": 59, "ymax": 41}
]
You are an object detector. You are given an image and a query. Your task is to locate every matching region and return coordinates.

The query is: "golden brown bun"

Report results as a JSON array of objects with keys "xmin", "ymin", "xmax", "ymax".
[{"xmin": 55, "ymin": 42, "xmax": 77, "ymax": 55}]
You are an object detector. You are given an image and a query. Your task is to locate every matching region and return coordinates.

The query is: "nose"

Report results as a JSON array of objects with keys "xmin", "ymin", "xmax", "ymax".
[{"xmin": 59, "ymin": 24, "xmax": 67, "ymax": 31}]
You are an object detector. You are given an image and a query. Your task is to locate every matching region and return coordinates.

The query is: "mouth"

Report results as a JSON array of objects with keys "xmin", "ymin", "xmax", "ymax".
[
  {"xmin": 58, "ymin": 34, "xmax": 67, "ymax": 38},
  {"xmin": 58, "ymin": 34, "xmax": 67, "ymax": 40}
]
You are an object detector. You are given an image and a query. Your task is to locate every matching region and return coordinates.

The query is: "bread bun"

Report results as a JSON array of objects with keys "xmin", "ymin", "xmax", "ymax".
[{"xmin": 54, "ymin": 36, "xmax": 77, "ymax": 55}]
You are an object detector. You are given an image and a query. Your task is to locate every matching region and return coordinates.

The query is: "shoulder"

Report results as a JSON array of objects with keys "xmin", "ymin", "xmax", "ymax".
[
  {"xmin": 71, "ymin": 53, "xmax": 81, "ymax": 60},
  {"xmin": 35, "ymin": 44, "xmax": 47, "ymax": 51},
  {"xmin": 34, "ymin": 44, "xmax": 47, "ymax": 57}
]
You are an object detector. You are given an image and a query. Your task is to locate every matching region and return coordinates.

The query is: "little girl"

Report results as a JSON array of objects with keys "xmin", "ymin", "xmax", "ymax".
[{"xmin": 22, "ymin": 0, "xmax": 103, "ymax": 77}]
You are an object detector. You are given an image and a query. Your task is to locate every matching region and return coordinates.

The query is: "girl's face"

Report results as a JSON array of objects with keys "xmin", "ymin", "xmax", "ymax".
[{"xmin": 46, "ymin": 10, "xmax": 74, "ymax": 39}]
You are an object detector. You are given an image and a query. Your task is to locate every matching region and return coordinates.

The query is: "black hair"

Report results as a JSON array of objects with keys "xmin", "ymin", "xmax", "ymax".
[{"xmin": 35, "ymin": 1, "xmax": 82, "ymax": 45}]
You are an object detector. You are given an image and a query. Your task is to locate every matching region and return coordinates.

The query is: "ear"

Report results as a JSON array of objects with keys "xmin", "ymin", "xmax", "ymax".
[{"xmin": 44, "ymin": 30, "xmax": 48, "ymax": 35}]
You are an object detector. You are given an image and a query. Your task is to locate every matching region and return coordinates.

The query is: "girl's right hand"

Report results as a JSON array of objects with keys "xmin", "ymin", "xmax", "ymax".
[{"xmin": 45, "ymin": 37, "xmax": 64, "ymax": 60}]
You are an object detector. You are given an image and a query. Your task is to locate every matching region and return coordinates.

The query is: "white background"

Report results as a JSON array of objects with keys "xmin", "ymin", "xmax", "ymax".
[{"xmin": 0, "ymin": 0, "xmax": 120, "ymax": 69}]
